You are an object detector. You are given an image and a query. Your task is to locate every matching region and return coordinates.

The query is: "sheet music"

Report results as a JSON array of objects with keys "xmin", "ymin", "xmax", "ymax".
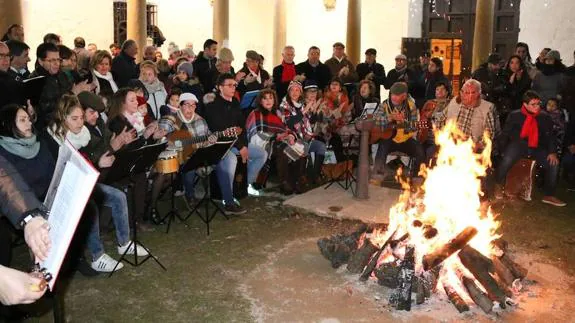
[{"xmin": 41, "ymin": 141, "xmax": 99, "ymax": 290}]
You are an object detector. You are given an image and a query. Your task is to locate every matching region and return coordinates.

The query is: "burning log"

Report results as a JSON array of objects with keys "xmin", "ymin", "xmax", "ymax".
[
  {"xmin": 458, "ymin": 245, "xmax": 507, "ymax": 307},
  {"xmin": 412, "ymin": 220, "xmax": 438, "ymax": 240},
  {"xmin": 500, "ymin": 254, "xmax": 528, "ymax": 280},
  {"xmin": 390, "ymin": 232, "xmax": 409, "ymax": 249},
  {"xmin": 389, "ymin": 246, "xmax": 415, "ymax": 311},
  {"xmin": 492, "ymin": 256, "xmax": 515, "ymax": 287},
  {"xmin": 422, "ymin": 226, "xmax": 478, "ymax": 271},
  {"xmin": 317, "ymin": 225, "xmax": 368, "ymax": 268},
  {"xmin": 461, "ymin": 275, "xmax": 493, "ymax": 314},
  {"xmin": 347, "ymin": 240, "xmax": 379, "ymax": 274},
  {"xmin": 443, "ymin": 281, "xmax": 469, "ymax": 313},
  {"xmin": 414, "ymin": 276, "xmax": 426, "ymax": 305},
  {"xmin": 359, "ymin": 229, "xmax": 397, "ymax": 281},
  {"xmin": 374, "ymin": 261, "xmax": 400, "ymax": 288}
]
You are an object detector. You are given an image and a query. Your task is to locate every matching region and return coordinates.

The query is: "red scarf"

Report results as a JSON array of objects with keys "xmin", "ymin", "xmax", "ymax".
[
  {"xmin": 520, "ymin": 105, "xmax": 539, "ymax": 148},
  {"xmin": 281, "ymin": 61, "xmax": 296, "ymax": 83}
]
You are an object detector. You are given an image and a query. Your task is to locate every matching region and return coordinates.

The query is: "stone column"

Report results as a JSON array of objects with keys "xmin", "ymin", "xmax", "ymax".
[
  {"xmin": 0, "ymin": 0, "xmax": 23, "ymax": 39},
  {"xmin": 354, "ymin": 119, "xmax": 374, "ymax": 200},
  {"xmin": 213, "ymin": 0, "xmax": 229, "ymax": 47},
  {"xmin": 346, "ymin": 0, "xmax": 361, "ymax": 65},
  {"xmin": 273, "ymin": 0, "xmax": 287, "ymax": 66},
  {"xmin": 472, "ymin": 0, "xmax": 494, "ymax": 71},
  {"xmin": 127, "ymin": 0, "xmax": 147, "ymax": 63}
]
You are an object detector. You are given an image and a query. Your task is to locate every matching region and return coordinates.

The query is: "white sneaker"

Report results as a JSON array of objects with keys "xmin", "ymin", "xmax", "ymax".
[
  {"xmin": 247, "ymin": 184, "xmax": 261, "ymax": 197},
  {"xmin": 118, "ymin": 241, "xmax": 149, "ymax": 257},
  {"xmin": 174, "ymin": 190, "xmax": 185, "ymax": 197},
  {"xmin": 91, "ymin": 253, "xmax": 124, "ymax": 272}
]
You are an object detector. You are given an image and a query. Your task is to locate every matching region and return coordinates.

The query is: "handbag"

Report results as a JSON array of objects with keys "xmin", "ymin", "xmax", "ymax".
[
  {"xmin": 283, "ymin": 139, "xmax": 310, "ymax": 161},
  {"xmin": 249, "ymin": 113, "xmax": 274, "ymax": 151}
]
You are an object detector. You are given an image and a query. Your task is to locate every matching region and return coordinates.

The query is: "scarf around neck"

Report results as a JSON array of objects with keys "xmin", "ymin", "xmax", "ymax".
[
  {"xmin": 93, "ymin": 69, "xmax": 119, "ymax": 93},
  {"xmin": 48, "ymin": 124, "xmax": 91, "ymax": 150},
  {"xmin": 281, "ymin": 61, "xmax": 296, "ymax": 83},
  {"xmin": 124, "ymin": 111, "xmax": 146, "ymax": 136},
  {"xmin": 520, "ymin": 105, "xmax": 540, "ymax": 148},
  {"xmin": 0, "ymin": 135, "xmax": 40, "ymax": 159},
  {"xmin": 142, "ymin": 78, "xmax": 164, "ymax": 94}
]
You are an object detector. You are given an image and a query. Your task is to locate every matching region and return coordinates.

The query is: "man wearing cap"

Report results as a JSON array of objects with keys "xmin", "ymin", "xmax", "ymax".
[
  {"xmin": 385, "ymin": 54, "xmax": 416, "ymax": 94},
  {"xmin": 77, "ymin": 91, "xmax": 150, "ymax": 266},
  {"xmin": 532, "ymin": 49, "xmax": 566, "ymax": 105},
  {"xmin": 324, "ymin": 42, "xmax": 358, "ymax": 85},
  {"xmin": 356, "ymin": 48, "xmax": 386, "ymax": 100},
  {"xmin": 273, "ymin": 46, "xmax": 297, "ymax": 100},
  {"xmin": 373, "ymin": 82, "xmax": 424, "ymax": 178},
  {"xmin": 296, "ymin": 46, "xmax": 332, "ymax": 90},
  {"xmin": 236, "ymin": 50, "xmax": 271, "ymax": 99},
  {"xmin": 153, "ymin": 92, "xmax": 217, "ymax": 207},
  {"xmin": 472, "ymin": 53, "xmax": 507, "ymax": 116},
  {"xmin": 78, "ymin": 91, "xmax": 135, "ymax": 166}
]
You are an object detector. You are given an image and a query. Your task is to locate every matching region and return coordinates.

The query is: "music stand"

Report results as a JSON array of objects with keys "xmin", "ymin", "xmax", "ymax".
[
  {"xmin": 104, "ymin": 142, "xmax": 168, "ymax": 276},
  {"xmin": 158, "ymin": 170, "xmax": 189, "ymax": 233},
  {"xmin": 181, "ymin": 141, "xmax": 235, "ymax": 235}
]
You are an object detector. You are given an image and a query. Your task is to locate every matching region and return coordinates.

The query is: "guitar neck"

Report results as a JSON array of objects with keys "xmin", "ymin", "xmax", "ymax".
[{"xmin": 179, "ymin": 131, "xmax": 224, "ymax": 146}]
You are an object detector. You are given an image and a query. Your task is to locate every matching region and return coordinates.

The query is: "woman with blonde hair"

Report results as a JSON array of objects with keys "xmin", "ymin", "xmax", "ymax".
[
  {"xmin": 139, "ymin": 60, "xmax": 168, "ymax": 120},
  {"xmin": 90, "ymin": 50, "xmax": 119, "ymax": 106}
]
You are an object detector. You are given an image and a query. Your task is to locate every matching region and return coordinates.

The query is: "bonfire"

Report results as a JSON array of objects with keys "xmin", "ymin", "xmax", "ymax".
[{"xmin": 318, "ymin": 121, "xmax": 527, "ymax": 314}]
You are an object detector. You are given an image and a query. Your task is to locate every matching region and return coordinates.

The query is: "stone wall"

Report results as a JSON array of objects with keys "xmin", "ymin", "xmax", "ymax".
[{"xmin": 519, "ymin": 0, "xmax": 575, "ymax": 66}]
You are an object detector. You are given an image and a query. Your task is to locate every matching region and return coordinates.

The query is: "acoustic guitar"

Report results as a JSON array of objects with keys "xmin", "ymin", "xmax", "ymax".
[
  {"xmin": 369, "ymin": 120, "xmax": 430, "ymax": 144},
  {"xmin": 167, "ymin": 127, "xmax": 242, "ymax": 159}
]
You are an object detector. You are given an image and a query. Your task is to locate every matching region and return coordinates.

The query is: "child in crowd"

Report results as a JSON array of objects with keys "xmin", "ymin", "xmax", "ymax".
[
  {"xmin": 160, "ymin": 88, "xmax": 182, "ymax": 117},
  {"xmin": 546, "ymin": 97, "xmax": 566, "ymax": 155}
]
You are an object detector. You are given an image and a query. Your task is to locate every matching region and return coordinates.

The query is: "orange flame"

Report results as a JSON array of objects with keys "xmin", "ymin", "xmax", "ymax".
[{"xmin": 369, "ymin": 121, "xmax": 501, "ymax": 293}]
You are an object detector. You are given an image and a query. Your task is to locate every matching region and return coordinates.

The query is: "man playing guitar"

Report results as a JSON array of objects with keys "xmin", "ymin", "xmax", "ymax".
[
  {"xmin": 372, "ymin": 82, "xmax": 425, "ymax": 178},
  {"xmin": 154, "ymin": 92, "xmax": 217, "ymax": 208}
]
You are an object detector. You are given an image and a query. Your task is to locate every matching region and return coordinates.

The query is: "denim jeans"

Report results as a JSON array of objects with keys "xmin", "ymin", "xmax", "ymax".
[
  {"xmin": 495, "ymin": 144, "xmax": 559, "ymax": 195},
  {"xmin": 94, "ymin": 183, "xmax": 130, "ymax": 247},
  {"xmin": 84, "ymin": 198, "xmax": 104, "ymax": 261},
  {"xmin": 309, "ymin": 139, "xmax": 327, "ymax": 156},
  {"xmin": 374, "ymin": 138, "xmax": 425, "ymax": 177},
  {"xmin": 247, "ymin": 143, "xmax": 269, "ymax": 184},
  {"xmin": 183, "ymin": 169, "xmax": 197, "ymax": 199},
  {"xmin": 562, "ymin": 153, "xmax": 575, "ymax": 180},
  {"xmin": 216, "ymin": 147, "xmax": 239, "ymax": 205}
]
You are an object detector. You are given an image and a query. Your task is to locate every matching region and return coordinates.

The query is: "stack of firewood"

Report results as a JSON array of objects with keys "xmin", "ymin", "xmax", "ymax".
[{"xmin": 318, "ymin": 224, "xmax": 528, "ymax": 314}]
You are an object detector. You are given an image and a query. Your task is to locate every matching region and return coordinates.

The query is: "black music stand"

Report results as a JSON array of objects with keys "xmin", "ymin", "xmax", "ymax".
[
  {"xmin": 104, "ymin": 142, "xmax": 168, "ymax": 276},
  {"xmin": 159, "ymin": 170, "xmax": 188, "ymax": 233},
  {"xmin": 181, "ymin": 141, "xmax": 235, "ymax": 235}
]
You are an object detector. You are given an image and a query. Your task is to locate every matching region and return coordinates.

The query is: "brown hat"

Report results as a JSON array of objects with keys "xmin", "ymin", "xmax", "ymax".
[
  {"xmin": 390, "ymin": 82, "xmax": 408, "ymax": 95},
  {"xmin": 333, "ymin": 42, "xmax": 345, "ymax": 49},
  {"xmin": 246, "ymin": 50, "xmax": 260, "ymax": 61},
  {"xmin": 78, "ymin": 91, "xmax": 106, "ymax": 112}
]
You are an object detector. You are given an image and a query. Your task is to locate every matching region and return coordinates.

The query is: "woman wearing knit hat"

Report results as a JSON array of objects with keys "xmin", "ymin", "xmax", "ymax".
[
  {"xmin": 278, "ymin": 80, "xmax": 327, "ymax": 187},
  {"xmin": 173, "ymin": 62, "xmax": 204, "ymax": 101}
]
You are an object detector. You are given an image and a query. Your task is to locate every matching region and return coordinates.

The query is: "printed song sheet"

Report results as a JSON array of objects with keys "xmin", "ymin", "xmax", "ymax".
[{"xmin": 40, "ymin": 141, "xmax": 99, "ymax": 290}]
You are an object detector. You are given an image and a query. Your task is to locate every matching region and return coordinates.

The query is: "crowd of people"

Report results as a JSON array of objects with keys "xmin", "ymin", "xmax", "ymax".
[{"xmin": 1, "ymin": 22, "xmax": 575, "ymax": 313}]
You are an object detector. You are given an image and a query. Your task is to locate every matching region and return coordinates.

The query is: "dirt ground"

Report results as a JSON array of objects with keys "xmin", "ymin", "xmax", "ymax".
[{"xmin": 13, "ymin": 186, "xmax": 575, "ymax": 323}]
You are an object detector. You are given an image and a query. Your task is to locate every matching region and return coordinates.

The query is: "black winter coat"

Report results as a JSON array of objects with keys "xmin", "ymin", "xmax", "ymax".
[
  {"xmin": 295, "ymin": 60, "xmax": 332, "ymax": 90},
  {"xmin": 111, "ymin": 51, "xmax": 138, "ymax": 88},
  {"xmin": 29, "ymin": 66, "xmax": 73, "ymax": 130},
  {"xmin": 193, "ymin": 52, "xmax": 218, "ymax": 95}
]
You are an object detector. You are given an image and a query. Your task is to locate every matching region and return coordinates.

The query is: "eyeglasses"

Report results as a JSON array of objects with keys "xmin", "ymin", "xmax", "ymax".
[
  {"xmin": 222, "ymin": 83, "xmax": 238, "ymax": 88},
  {"xmin": 0, "ymin": 53, "xmax": 10, "ymax": 60}
]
